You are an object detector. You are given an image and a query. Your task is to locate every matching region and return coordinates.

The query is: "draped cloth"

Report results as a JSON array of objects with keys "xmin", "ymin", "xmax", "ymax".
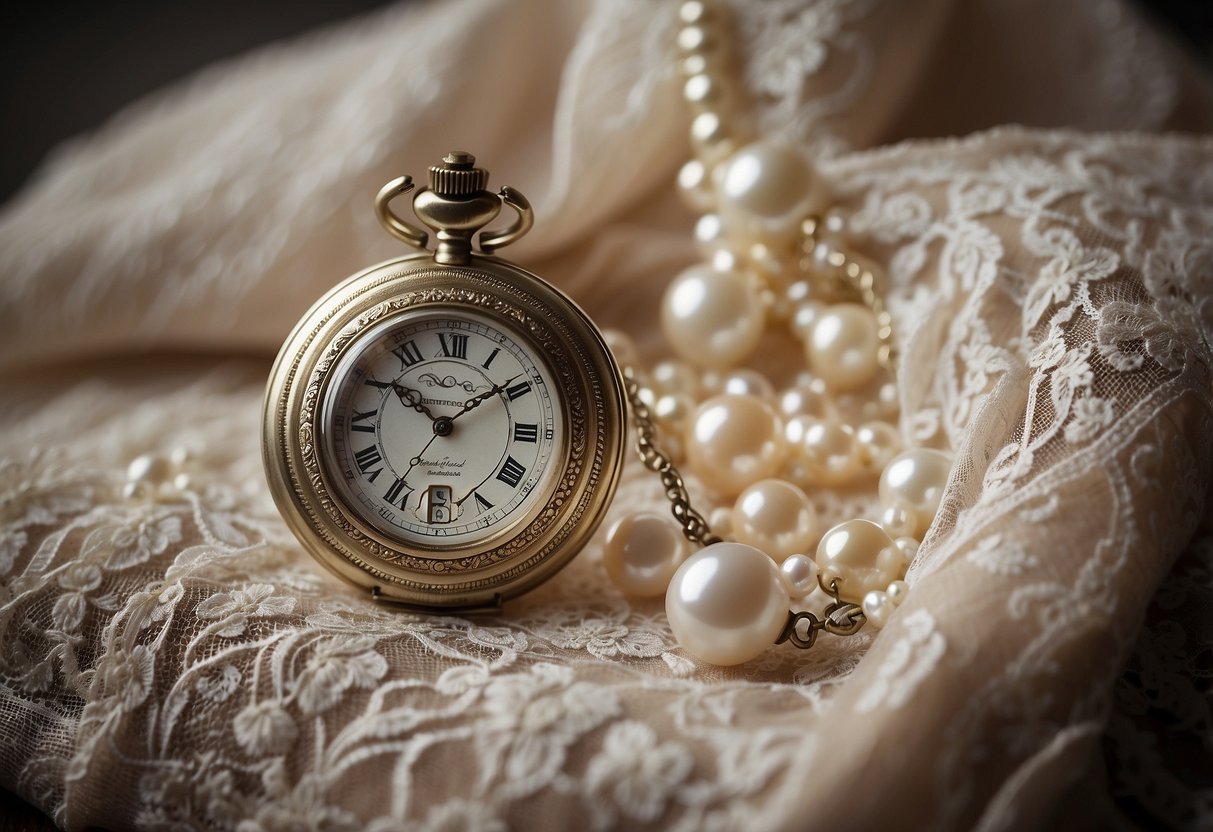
[{"xmin": 2, "ymin": 0, "xmax": 1212, "ymax": 828}]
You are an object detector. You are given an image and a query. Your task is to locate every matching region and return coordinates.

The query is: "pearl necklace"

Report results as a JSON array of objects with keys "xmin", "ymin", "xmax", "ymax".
[{"xmin": 598, "ymin": 0, "xmax": 953, "ymax": 666}]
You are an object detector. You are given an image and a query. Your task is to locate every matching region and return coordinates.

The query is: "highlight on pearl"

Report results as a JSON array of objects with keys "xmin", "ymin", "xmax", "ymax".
[
  {"xmin": 661, "ymin": 264, "xmax": 765, "ymax": 369},
  {"xmin": 878, "ymin": 448, "xmax": 952, "ymax": 538},
  {"xmin": 603, "ymin": 513, "xmax": 689, "ymax": 598},
  {"xmin": 717, "ymin": 142, "xmax": 819, "ymax": 239},
  {"xmin": 685, "ymin": 394, "xmax": 785, "ymax": 497},
  {"xmin": 666, "ymin": 542, "xmax": 791, "ymax": 665},
  {"xmin": 815, "ymin": 519, "xmax": 900, "ymax": 604},
  {"xmin": 731, "ymin": 479, "xmax": 818, "ymax": 561},
  {"xmin": 806, "ymin": 303, "xmax": 882, "ymax": 391}
]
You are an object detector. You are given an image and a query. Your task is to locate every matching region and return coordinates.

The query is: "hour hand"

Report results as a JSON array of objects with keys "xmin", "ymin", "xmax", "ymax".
[{"xmin": 392, "ymin": 382, "xmax": 438, "ymax": 422}]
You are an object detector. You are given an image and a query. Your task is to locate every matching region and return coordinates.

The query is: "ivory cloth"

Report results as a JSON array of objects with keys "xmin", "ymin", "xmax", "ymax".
[{"xmin": 2, "ymin": 1, "xmax": 1212, "ymax": 829}]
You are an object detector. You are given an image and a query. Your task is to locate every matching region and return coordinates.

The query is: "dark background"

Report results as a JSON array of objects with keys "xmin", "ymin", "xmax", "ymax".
[{"xmin": 1, "ymin": 0, "xmax": 1211, "ymax": 207}]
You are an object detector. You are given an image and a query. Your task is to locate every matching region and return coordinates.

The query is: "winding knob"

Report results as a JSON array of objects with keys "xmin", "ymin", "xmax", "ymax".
[{"xmin": 428, "ymin": 151, "xmax": 489, "ymax": 196}]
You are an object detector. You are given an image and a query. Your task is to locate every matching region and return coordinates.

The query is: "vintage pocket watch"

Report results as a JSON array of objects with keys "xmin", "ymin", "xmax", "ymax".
[{"xmin": 263, "ymin": 152, "xmax": 627, "ymax": 612}]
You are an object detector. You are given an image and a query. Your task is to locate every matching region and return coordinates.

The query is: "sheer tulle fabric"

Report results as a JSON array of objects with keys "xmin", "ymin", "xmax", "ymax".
[{"xmin": 1, "ymin": 1, "xmax": 1211, "ymax": 829}]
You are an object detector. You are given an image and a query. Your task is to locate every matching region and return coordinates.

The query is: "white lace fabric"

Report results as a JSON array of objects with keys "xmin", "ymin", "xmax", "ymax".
[{"xmin": 2, "ymin": 1, "xmax": 1212, "ymax": 829}]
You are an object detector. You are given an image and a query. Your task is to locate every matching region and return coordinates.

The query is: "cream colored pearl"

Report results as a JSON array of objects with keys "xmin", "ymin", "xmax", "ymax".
[
  {"xmin": 683, "ymin": 74, "xmax": 722, "ymax": 108},
  {"xmin": 679, "ymin": 1, "xmax": 709, "ymax": 25},
  {"xmin": 893, "ymin": 537, "xmax": 919, "ymax": 569},
  {"xmin": 856, "ymin": 421, "xmax": 902, "ymax": 474},
  {"xmin": 666, "ymin": 542, "xmax": 790, "ymax": 665},
  {"xmin": 694, "ymin": 213, "xmax": 726, "ymax": 250},
  {"xmin": 651, "ymin": 360, "xmax": 701, "ymax": 399},
  {"xmin": 797, "ymin": 419, "xmax": 861, "ymax": 486},
  {"xmin": 708, "ymin": 505, "xmax": 733, "ymax": 538},
  {"xmin": 677, "ymin": 159, "xmax": 715, "ymax": 213},
  {"xmin": 879, "ymin": 448, "xmax": 952, "ymax": 538},
  {"xmin": 720, "ymin": 369, "xmax": 774, "ymax": 399},
  {"xmin": 777, "ymin": 383, "xmax": 834, "ymax": 420},
  {"xmin": 122, "ymin": 481, "xmax": 147, "ymax": 500},
  {"xmin": 169, "ymin": 446, "xmax": 192, "ymax": 467},
  {"xmin": 709, "ymin": 247, "xmax": 745, "ymax": 274},
  {"xmin": 862, "ymin": 590, "xmax": 892, "ymax": 629},
  {"xmin": 172, "ymin": 473, "xmax": 192, "ymax": 491},
  {"xmin": 127, "ymin": 454, "xmax": 170, "ymax": 485},
  {"xmin": 677, "ymin": 25, "xmax": 710, "ymax": 53},
  {"xmin": 654, "ymin": 393, "xmax": 695, "ymax": 431},
  {"xmin": 731, "ymin": 479, "xmax": 817, "ymax": 561},
  {"xmin": 685, "ymin": 394, "xmax": 785, "ymax": 497},
  {"xmin": 815, "ymin": 519, "xmax": 900, "ymax": 604},
  {"xmin": 779, "ymin": 553, "xmax": 819, "ymax": 599},
  {"xmin": 603, "ymin": 513, "xmax": 688, "ymax": 598},
  {"xmin": 879, "ymin": 502, "xmax": 919, "ymax": 539},
  {"xmin": 878, "ymin": 381, "xmax": 900, "ymax": 418},
  {"xmin": 690, "ymin": 112, "xmax": 733, "ymax": 160},
  {"xmin": 886, "ymin": 580, "xmax": 909, "ymax": 606},
  {"xmin": 807, "ymin": 303, "xmax": 881, "ymax": 391},
  {"xmin": 718, "ymin": 142, "xmax": 817, "ymax": 240},
  {"xmin": 680, "ymin": 53, "xmax": 710, "ymax": 77},
  {"xmin": 602, "ymin": 329, "xmax": 638, "ymax": 369},
  {"xmin": 790, "ymin": 300, "xmax": 827, "ymax": 341},
  {"xmin": 662, "ymin": 265, "xmax": 764, "ymax": 369}
]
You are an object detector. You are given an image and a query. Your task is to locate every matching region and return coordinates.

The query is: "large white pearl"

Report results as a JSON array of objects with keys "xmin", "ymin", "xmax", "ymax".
[
  {"xmin": 815, "ymin": 519, "xmax": 901, "ymax": 604},
  {"xmin": 666, "ymin": 542, "xmax": 790, "ymax": 666},
  {"xmin": 878, "ymin": 448, "xmax": 952, "ymax": 538},
  {"xmin": 661, "ymin": 265, "xmax": 764, "ymax": 369},
  {"xmin": 855, "ymin": 421, "xmax": 902, "ymax": 475},
  {"xmin": 718, "ymin": 142, "xmax": 817, "ymax": 240},
  {"xmin": 806, "ymin": 303, "xmax": 881, "ymax": 391},
  {"xmin": 685, "ymin": 394, "xmax": 785, "ymax": 497},
  {"xmin": 731, "ymin": 479, "xmax": 817, "ymax": 561},
  {"xmin": 603, "ymin": 513, "xmax": 688, "ymax": 598}
]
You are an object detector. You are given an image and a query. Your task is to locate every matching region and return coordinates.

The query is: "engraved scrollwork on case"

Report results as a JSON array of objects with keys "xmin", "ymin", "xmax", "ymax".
[{"xmin": 286, "ymin": 265, "xmax": 607, "ymax": 594}]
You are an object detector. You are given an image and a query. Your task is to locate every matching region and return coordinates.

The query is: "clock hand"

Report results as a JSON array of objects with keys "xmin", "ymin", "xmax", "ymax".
[
  {"xmin": 448, "ymin": 374, "xmax": 522, "ymax": 424},
  {"xmin": 392, "ymin": 381, "xmax": 439, "ymax": 422}
]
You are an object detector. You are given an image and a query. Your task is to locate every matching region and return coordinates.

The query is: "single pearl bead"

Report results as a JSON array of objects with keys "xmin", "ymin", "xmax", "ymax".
[
  {"xmin": 666, "ymin": 542, "xmax": 791, "ymax": 665},
  {"xmin": 651, "ymin": 360, "xmax": 701, "ymax": 399},
  {"xmin": 169, "ymin": 446, "xmax": 192, "ymax": 467},
  {"xmin": 678, "ymin": 1, "xmax": 709, "ymax": 25},
  {"xmin": 789, "ymin": 300, "xmax": 827, "ymax": 342},
  {"xmin": 603, "ymin": 513, "xmax": 688, "ymax": 598},
  {"xmin": 893, "ymin": 536, "xmax": 919, "ymax": 568},
  {"xmin": 862, "ymin": 590, "xmax": 893, "ymax": 629},
  {"xmin": 815, "ymin": 519, "xmax": 899, "ymax": 604},
  {"xmin": 708, "ymin": 505, "xmax": 733, "ymax": 538},
  {"xmin": 879, "ymin": 501, "xmax": 919, "ymax": 539},
  {"xmin": 661, "ymin": 265, "xmax": 765, "ymax": 369},
  {"xmin": 690, "ymin": 112, "xmax": 734, "ymax": 161},
  {"xmin": 172, "ymin": 473, "xmax": 192, "ymax": 491},
  {"xmin": 856, "ymin": 421, "xmax": 902, "ymax": 475},
  {"xmin": 807, "ymin": 303, "xmax": 882, "ymax": 391},
  {"xmin": 683, "ymin": 73, "xmax": 722, "ymax": 108},
  {"xmin": 694, "ymin": 214, "xmax": 726, "ymax": 250},
  {"xmin": 676, "ymin": 25, "xmax": 710, "ymax": 54},
  {"xmin": 718, "ymin": 142, "xmax": 818, "ymax": 241},
  {"xmin": 779, "ymin": 553, "xmax": 819, "ymax": 599},
  {"xmin": 127, "ymin": 454, "xmax": 170, "ymax": 485},
  {"xmin": 886, "ymin": 580, "xmax": 909, "ymax": 606},
  {"xmin": 878, "ymin": 381, "xmax": 900, "ymax": 419},
  {"xmin": 710, "ymin": 247, "xmax": 745, "ymax": 274},
  {"xmin": 677, "ymin": 159, "xmax": 715, "ymax": 213},
  {"xmin": 731, "ymin": 479, "xmax": 818, "ymax": 561},
  {"xmin": 777, "ymin": 383, "xmax": 834, "ymax": 420},
  {"xmin": 654, "ymin": 393, "xmax": 696, "ymax": 432},
  {"xmin": 879, "ymin": 448, "xmax": 952, "ymax": 538},
  {"xmin": 685, "ymin": 394, "xmax": 785, "ymax": 497},
  {"xmin": 797, "ymin": 419, "xmax": 861, "ymax": 486},
  {"xmin": 720, "ymin": 368, "xmax": 775, "ymax": 399},
  {"xmin": 602, "ymin": 329, "xmax": 639, "ymax": 369}
]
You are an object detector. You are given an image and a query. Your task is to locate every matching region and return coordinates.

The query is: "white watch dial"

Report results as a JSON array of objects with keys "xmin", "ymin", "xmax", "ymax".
[{"xmin": 320, "ymin": 309, "xmax": 564, "ymax": 551}]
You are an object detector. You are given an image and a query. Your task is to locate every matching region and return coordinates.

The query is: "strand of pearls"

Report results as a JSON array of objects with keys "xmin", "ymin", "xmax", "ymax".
[{"xmin": 601, "ymin": 0, "xmax": 952, "ymax": 666}]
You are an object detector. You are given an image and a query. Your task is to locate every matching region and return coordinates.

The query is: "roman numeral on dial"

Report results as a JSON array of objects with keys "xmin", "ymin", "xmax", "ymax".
[
  {"xmin": 505, "ymin": 380, "xmax": 531, "ymax": 401},
  {"xmin": 350, "ymin": 409, "xmax": 377, "ymax": 433},
  {"xmin": 495, "ymin": 455, "xmax": 526, "ymax": 488},
  {"xmin": 353, "ymin": 446, "xmax": 384, "ymax": 483},
  {"xmin": 383, "ymin": 477, "xmax": 410, "ymax": 509},
  {"xmin": 481, "ymin": 348, "xmax": 500, "ymax": 369},
  {"xmin": 513, "ymin": 423, "xmax": 538, "ymax": 443},
  {"xmin": 392, "ymin": 340, "xmax": 423, "ymax": 368},
  {"xmin": 473, "ymin": 492, "xmax": 494, "ymax": 513},
  {"xmin": 438, "ymin": 333, "xmax": 468, "ymax": 360}
]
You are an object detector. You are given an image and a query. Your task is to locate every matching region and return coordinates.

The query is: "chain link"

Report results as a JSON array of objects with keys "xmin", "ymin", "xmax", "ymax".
[
  {"xmin": 801, "ymin": 215, "xmax": 897, "ymax": 369},
  {"xmin": 623, "ymin": 367, "xmax": 722, "ymax": 547}
]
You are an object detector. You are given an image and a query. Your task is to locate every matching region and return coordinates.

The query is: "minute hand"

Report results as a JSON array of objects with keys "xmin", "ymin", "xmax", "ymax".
[{"xmin": 448, "ymin": 374, "xmax": 521, "ymax": 423}]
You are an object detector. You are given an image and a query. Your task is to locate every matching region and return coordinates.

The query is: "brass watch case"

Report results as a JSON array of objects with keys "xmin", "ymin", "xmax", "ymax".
[{"xmin": 262, "ymin": 250, "xmax": 627, "ymax": 612}]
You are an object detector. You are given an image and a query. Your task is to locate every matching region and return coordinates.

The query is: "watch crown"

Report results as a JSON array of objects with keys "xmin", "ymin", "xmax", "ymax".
[{"xmin": 428, "ymin": 151, "xmax": 489, "ymax": 196}]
